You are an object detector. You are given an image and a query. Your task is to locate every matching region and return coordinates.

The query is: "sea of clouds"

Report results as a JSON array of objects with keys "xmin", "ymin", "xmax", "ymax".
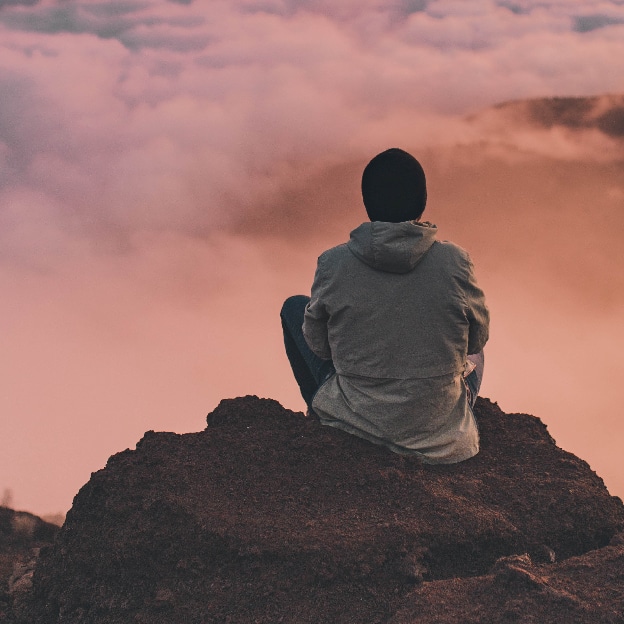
[
  {"xmin": 1, "ymin": 0, "xmax": 624, "ymax": 251},
  {"xmin": 1, "ymin": 0, "xmax": 623, "ymax": 514}
]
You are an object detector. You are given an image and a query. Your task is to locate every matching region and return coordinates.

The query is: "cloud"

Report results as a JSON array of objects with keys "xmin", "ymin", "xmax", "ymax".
[
  {"xmin": 1, "ymin": 0, "xmax": 624, "ymax": 514},
  {"xmin": 1, "ymin": 0, "xmax": 623, "ymax": 255},
  {"xmin": 0, "ymin": 0, "xmax": 40, "ymax": 7},
  {"xmin": 0, "ymin": 1, "xmax": 209, "ymax": 51},
  {"xmin": 574, "ymin": 13, "xmax": 624, "ymax": 31}
]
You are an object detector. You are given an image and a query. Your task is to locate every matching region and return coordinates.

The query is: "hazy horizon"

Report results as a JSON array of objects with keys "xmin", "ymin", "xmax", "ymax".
[{"xmin": 1, "ymin": 0, "xmax": 623, "ymax": 516}]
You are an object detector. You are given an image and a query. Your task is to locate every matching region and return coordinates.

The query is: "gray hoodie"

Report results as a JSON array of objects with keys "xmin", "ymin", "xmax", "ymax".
[{"xmin": 303, "ymin": 221, "xmax": 489, "ymax": 463}]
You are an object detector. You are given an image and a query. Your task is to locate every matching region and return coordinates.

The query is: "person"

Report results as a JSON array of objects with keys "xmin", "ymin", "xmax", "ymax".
[{"xmin": 280, "ymin": 148, "xmax": 489, "ymax": 463}]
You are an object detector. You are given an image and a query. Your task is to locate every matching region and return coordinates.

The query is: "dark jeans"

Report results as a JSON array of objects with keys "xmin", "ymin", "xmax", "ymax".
[
  {"xmin": 280, "ymin": 295, "xmax": 484, "ymax": 409},
  {"xmin": 280, "ymin": 295, "xmax": 335, "ymax": 410}
]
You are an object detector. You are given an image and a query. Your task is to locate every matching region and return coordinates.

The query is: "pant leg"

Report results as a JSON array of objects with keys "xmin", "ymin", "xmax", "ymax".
[
  {"xmin": 280, "ymin": 295, "xmax": 335, "ymax": 409},
  {"xmin": 465, "ymin": 351, "xmax": 485, "ymax": 408}
]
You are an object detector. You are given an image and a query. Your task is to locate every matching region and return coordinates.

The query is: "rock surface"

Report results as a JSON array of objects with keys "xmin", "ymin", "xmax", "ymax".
[
  {"xmin": 0, "ymin": 507, "xmax": 58, "ymax": 622},
  {"xmin": 18, "ymin": 396, "xmax": 624, "ymax": 623},
  {"xmin": 389, "ymin": 539, "xmax": 624, "ymax": 624}
]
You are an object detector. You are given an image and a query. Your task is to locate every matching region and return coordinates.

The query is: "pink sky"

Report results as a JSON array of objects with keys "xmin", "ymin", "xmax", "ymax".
[{"xmin": 1, "ymin": 0, "xmax": 623, "ymax": 516}]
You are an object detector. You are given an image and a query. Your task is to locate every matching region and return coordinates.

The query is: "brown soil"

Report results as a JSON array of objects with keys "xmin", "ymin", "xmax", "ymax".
[
  {"xmin": 14, "ymin": 396, "xmax": 624, "ymax": 623},
  {"xmin": 390, "ymin": 540, "xmax": 624, "ymax": 624}
]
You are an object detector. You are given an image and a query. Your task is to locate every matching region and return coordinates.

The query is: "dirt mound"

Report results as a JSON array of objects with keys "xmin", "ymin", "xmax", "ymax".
[{"xmin": 19, "ymin": 396, "xmax": 624, "ymax": 623}]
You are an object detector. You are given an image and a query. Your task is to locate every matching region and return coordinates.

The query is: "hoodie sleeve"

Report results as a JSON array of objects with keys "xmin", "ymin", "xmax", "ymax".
[
  {"xmin": 303, "ymin": 255, "xmax": 332, "ymax": 360},
  {"xmin": 461, "ymin": 254, "xmax": 490, "ymax": 355}
]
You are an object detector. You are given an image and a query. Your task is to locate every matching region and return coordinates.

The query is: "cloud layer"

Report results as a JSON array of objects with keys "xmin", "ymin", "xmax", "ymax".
[
  {"xmin": 2, "ymin": 0, "xmax": 624, "ymax": 254},
  {"xmin": 1, "ymin": 0, "xmax": 623, "ymax": 514}
]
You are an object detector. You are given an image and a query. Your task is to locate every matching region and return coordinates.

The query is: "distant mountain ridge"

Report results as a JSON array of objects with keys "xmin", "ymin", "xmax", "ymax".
[
  {"xmin": 497, "ymin": 93, "xmax": 624, "ymax": 137},
  {"xmin": 468, "ymin": 92, "xmax": 624, "ymax": 136},
  {"xmin": 461, "ymin": 92, "xmax": 624, "ymax": 163}
]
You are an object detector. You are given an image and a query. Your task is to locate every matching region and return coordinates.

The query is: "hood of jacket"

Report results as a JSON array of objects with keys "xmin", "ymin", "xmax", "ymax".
[{"xmin": 347, "ymin": 221, "xmax": 438, "ymax": 274}]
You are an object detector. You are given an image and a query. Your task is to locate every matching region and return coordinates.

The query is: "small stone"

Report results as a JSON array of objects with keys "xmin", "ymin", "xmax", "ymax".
[{"xmin": 154, "ymin": 588, "xmax": 174, "ymax": 604}]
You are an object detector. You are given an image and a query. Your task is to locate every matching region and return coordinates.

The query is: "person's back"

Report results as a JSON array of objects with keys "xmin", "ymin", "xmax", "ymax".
[{"xmin": 280, "ymin": 148, "xmax": 489, "ymax": 463}]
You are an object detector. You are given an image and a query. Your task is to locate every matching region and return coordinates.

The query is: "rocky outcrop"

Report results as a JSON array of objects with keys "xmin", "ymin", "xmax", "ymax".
[
  {"xmin": 19, "ymin": 396, "xmax": 624, "ymax": 623},
  {"xmin": 389, "ymin": 538, "xmax": 624, "ymax": 624},
  {"xmin": 0, "ymin": 507, "xmax": 59, "ymax": 622},
  {"xmin": 497, "ymin": 93, "xmax": 624, "ymax": 137}
]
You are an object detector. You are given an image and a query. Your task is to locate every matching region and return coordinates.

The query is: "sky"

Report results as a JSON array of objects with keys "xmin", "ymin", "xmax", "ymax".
[{"xmin": 1, "ymin": 0, "xmax": 623, "ymax": 516}]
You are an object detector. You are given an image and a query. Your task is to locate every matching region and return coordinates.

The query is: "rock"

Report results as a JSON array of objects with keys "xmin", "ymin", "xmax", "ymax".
[
  {"xmin": 0, "ymin": 507, "xmax": 58, "ymax": 622},
  {"xmin": 19, "ymin": 396, "xmax": 624, "ymax": 623},
  {"xmin": 389, "ymin": 541, "xmax": 624, "ymax": 623},
  {"xmin": 8, "ymin": 548, "xmax": 40, "ymax": 621}
]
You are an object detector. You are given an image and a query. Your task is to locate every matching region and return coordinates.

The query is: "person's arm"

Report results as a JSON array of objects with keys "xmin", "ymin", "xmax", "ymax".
[
  {"xmin": 303, "ymin": 257, "xmax": 332, "ymax": 360},
  {"xmin": 462, "ymin": 254, "xmax": 489, "ymax": 355}
]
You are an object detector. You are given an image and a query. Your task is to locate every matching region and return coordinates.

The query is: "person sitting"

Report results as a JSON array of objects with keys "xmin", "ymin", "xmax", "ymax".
[{"xmin": 280, "ymin": 148, "xmax": 489, "ymax": 463}]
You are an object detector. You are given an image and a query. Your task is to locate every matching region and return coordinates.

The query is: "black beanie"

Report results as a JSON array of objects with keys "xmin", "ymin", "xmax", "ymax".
[{"xmin": 361, "ymin": 148, "xmax": 427, "ymax": 223}]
